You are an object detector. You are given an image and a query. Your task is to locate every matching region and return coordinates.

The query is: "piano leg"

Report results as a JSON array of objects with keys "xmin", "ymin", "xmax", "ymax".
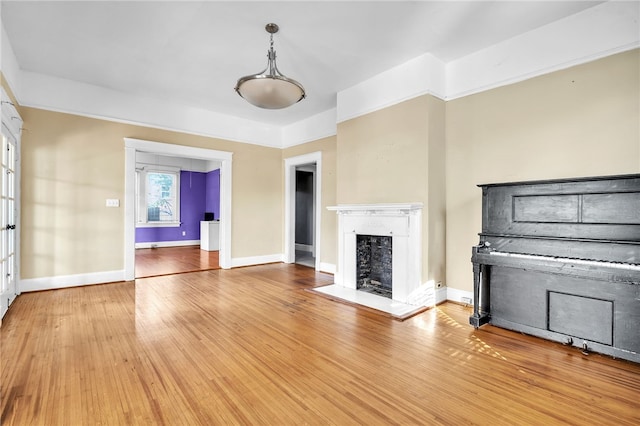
[{"xmin": 469, "ymin": 262, "xmax": 491, "ymax": 328}]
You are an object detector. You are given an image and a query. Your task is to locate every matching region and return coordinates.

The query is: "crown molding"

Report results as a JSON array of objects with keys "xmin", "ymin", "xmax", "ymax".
[
  {"xmin": 1, "ymin": 25, "xmax": 21, "ymax": 97},
  {"xmin": 337, "ymin": 53, "xmax": 446, "ymax": 124},
  {"xmin": 281, "ymin": 108, "xmax": 337, "ymax": 148},
  {"xmin": 2, "ymin": 1, "xmax": 638, "ymax": 147},
  {"xmin": 19, "ymin": 71, "xmax": 284, "ymax": 148},
  {"xmin": 445, "ymin": 1, "xmax": 640, "ymax": 101},
  {"xmin": 338, "ymin": 1, "xmax": 639, "ymax": 122}
]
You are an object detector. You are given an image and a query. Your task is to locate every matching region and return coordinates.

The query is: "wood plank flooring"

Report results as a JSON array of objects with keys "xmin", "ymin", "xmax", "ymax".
[
  {"xmin": 2, "ymin": 263, "xmax": 639, "ymax": 425},
  {"xmin": 135, "ymin": 246, "xmax": 219, "ymax": 278}
]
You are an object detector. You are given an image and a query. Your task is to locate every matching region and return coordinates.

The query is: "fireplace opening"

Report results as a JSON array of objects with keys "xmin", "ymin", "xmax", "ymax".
[{"xmin": 356, "ymin": 234, "xmax": 392, "ymax": 298}]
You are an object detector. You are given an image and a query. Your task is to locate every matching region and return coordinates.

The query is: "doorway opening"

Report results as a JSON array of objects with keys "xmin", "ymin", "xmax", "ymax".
[
  {"xmin": 124, "ymin": 138, "xmax": 232, "ymax": 281},
  {"xmin": 294, "ymin": 165, "xmax": 316, "ymax": 268},
  {"xmin": 284, "ymin": 152, "xmax": 322, "ymax": 270},
  {"xmin": 132, "ymin": 152, "xmax": 221, "ymax": 278}
]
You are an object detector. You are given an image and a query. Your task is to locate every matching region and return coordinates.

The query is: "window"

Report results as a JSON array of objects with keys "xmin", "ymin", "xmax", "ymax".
[{"xmin": 137, "ymin": 168, "xmax": 180, "ymax": 226}]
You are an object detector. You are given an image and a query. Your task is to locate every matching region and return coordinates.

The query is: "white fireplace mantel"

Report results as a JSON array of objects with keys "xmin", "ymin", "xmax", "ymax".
[
  {"xmin": 327, "ymin": 203, "xmax": 423, "ymax": 215},
  {"xmin": 328, "ymin": 203, "xmax": 423, "ymax": 303}
]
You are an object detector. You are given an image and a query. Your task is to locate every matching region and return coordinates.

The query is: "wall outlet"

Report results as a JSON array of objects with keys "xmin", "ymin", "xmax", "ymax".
[
  {"xmin": 182, "ymin": 231, "xmax": 186, "ymax": 236},
  {"xmin": 461, "ymin": 297, "xmax": 473, "ymax": 305}
]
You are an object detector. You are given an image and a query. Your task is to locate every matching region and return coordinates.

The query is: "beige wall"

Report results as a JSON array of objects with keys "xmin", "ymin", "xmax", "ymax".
[
  {"xmin": 336, "ymin": 95, "xmax": 447, "ymax": 285},
  {"xmin": 282, "ymin": 136, "xmax": 337, "ymax": 267},
  {"xmin": 19, "ymin": 107, "xmax": 283, "ymax": 279},
  {"xmin": 426, "ymin": 96, "xmax": 446, "ymax": 286},
  {"xmin": 446, "ymin": 49, "xmax": 640, "ymax": 293},
  {"xmin": 8, "ymin": 49, "xmax": 639, "ymax": 291}
]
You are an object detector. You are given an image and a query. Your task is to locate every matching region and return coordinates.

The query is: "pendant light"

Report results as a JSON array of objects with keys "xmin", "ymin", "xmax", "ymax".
[{"xmin": 235, "ymin": 23, "xmax": 306, "ymax": 109}]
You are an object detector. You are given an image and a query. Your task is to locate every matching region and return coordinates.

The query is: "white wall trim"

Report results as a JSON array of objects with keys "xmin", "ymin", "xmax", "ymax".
[
  {"xmin": 124, "ymin": 138, "xmax": 233, "ymax": 280},
  {"xmin": 284, "ymin": 151, "xmax": 322, "ymax": 270},
  {"xmin": 19, "ymin": 71, "xmax": 283, "ymax": 148},
  {"xmin": 338, "ymin": 2, "xmax": 639, "ymax": 123},
  {"xmin": 0, "ymin": 25, "xmax": 21, "ymax": 99},
  {"xmin": 4, "ymin": 4, "xmax": 638, "ymax": 146},
  {"xmin": 446, "ymin": 287, "xmax": 474, "ymax": 305},
  {"xmin": 231, "ymin": 254, "xmax": 283, "ymax": 268},
  {"xmin": 124, "ymin": 145, "xmax": 137, "ymax": 280},
  {"xmin": 1, "ymin": 88, "xmax": 22, "ymax": 141},
  {"xmin": 135, "ymin": 240, "xmax": 200, "ymax": 249},
  {"xmin": 124, "ymin": 138, "xmax": 234, "ymax": 162},
  {"xmin": 20, "ymin": 270, "xmax": 126, "ymax": 293},
  {"xmin": 281, "ymin": 108, "xmax": 337, "ymax": 148},
  {"xmin": 445, "ymin": 1, "xmax": 640, "ymax": 101},
  {"xmin": 337, "ymin": 53, "xmax": 446, "ymax": 123},
  {"xmin": 4, "ymin": 2, "xmax": 637, "ymax": 147},
  {"xmin": 447, "ymin": 45, "xmax": 639, "ymax": 102},
  {"xmin": 319, "ymin": 262, "xmax": 336, "ymax": 275},
  {"xmin": 435, "ymin": 287, "xmax": 447, "ymax": 305}
]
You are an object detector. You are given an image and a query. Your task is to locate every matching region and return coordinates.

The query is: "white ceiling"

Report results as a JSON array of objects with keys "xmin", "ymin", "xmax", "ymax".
[{"xmin": 2, "ymin": 1, "xmax": 606, "ymax": 126}]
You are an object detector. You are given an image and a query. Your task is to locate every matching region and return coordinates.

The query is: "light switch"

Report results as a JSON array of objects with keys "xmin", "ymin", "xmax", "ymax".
[{"xmin": 106, "ymin": 199, "xmax": 120, "ymax": 207}]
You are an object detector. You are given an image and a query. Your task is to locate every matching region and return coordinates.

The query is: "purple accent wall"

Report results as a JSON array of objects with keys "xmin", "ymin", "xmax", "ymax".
[
  {"xmin": 205, "ymin": 169, "xmax": 220, "ymax": 220},
  {"xmin": 136, "ymin": 171, "xmax": 208, "ymax": 243}
]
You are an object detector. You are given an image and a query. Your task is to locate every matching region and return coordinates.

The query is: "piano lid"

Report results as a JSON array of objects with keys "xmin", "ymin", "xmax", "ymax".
[{"xmin": 477, "ymin": 173, "xmax": 640, "ymax": 188}]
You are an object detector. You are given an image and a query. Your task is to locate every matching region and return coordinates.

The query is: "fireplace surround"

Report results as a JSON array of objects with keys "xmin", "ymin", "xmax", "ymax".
[{"xmin": 328, "ymin": 203, "xmax": 423, "ymax": 303}]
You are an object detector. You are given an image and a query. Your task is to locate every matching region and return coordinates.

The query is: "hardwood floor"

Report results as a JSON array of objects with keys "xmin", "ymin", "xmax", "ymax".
[
  {"xmin": 135, "ymin": 245, "xmax": 219, "ymax": 278},
  {"xmin": 2, "ymin": 263, "xmax": 639, "ymax": 425}
]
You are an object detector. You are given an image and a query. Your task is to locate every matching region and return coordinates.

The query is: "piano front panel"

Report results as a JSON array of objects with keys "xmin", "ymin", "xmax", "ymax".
[
  {"xmin": 489, "ymin": 266, "xmax": 547, "ymax": 330},
  {"xmin": 511, "ymin": 192, "xmax": 640, "ymax": 225},
  {"xmin": 481, "ymin": 175, "xmax": 640, "ymax": 242},
  {"xmin": 548, "ymin": 292, "xmax": 613, "ymax": 346},
  {"xmin": 487, "ymin": 264, "xmax": 639, "ymax": 359},
  {"xmin": 582, "ymin": 192, "xmax": 640, "ymax": 224},
  {"xmin": 513, "ymin": 194, "xmax": 580, "ymax": 223}
]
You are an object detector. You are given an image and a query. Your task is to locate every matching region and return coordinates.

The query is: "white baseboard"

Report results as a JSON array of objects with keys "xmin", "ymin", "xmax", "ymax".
[
  {"xmin": 135, "ymin": 240, "xmax": 200, "ymax": 249},
  {"xmin": 446, "ymin": 287, "xmax": 474, "ymax": 304},
  {"xmin": 231, "ymin": 254, "xmax": 284, "ymax": 268},
  {"xmin": 319, "ymin": 262, "xmax": 336, "ymax": 274},
  {"xmin": 18, "ymin": 261, "xmax": 472, "ymax": 309},
  {"xmin": 20, "ymin": 270, "xmax": 126, "ymax": 293}
]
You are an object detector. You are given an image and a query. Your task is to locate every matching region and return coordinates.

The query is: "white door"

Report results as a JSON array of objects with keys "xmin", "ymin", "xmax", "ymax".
[{"xmin": 1, "ymin": 125, "xmax": 17, "ymax": 318}]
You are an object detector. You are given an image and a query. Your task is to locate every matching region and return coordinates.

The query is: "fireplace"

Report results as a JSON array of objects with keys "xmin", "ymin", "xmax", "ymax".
[
  {"xmin": 327, "ymin": 203, "xmax": 423, "ymax": 303},
  {"xmin": 357, "ymin": 234, "xmax": 393, "ymax": 298}
]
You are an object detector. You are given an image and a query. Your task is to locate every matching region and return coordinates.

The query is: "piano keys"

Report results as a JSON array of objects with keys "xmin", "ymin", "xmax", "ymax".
[{"xmin": 470, "ymin": 174, "xmax": 640, "ymax": 363}]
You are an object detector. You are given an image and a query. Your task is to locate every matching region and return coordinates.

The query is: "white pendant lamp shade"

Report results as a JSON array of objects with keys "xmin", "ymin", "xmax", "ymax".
[
  {"xmin": 236, "ymin": 74, "xmax": 305, "ymax": 109},
  {"xmin": 235, "ymin": 23, "xmax": 305, "ymax": 109}
]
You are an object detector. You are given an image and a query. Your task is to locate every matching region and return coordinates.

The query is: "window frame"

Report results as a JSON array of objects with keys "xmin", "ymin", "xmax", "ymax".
[{"xmin": 136, "ymin": 166, "xmax": 181, "ymax": 228}]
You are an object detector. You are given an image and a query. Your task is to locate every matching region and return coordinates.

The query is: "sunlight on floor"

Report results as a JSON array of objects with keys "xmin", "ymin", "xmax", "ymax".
[{"xmin": 434, "ymin": 307, "xmax": 509, "ymax": 363}]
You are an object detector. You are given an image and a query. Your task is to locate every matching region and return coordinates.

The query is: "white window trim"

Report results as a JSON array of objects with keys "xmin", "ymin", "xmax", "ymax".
[
  {"xmin": 136, "ymin": 222, "xmax": 182, "ymax": 228},
  {"xmin": 136, "ymin": 166, "xmax": 181, "ymax": 227}
]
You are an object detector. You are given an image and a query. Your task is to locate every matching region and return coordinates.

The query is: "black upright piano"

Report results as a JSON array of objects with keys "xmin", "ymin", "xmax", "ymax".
[{"xmin": 470, "ymin": 174, "xmax": 640, "ymax": 363}]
